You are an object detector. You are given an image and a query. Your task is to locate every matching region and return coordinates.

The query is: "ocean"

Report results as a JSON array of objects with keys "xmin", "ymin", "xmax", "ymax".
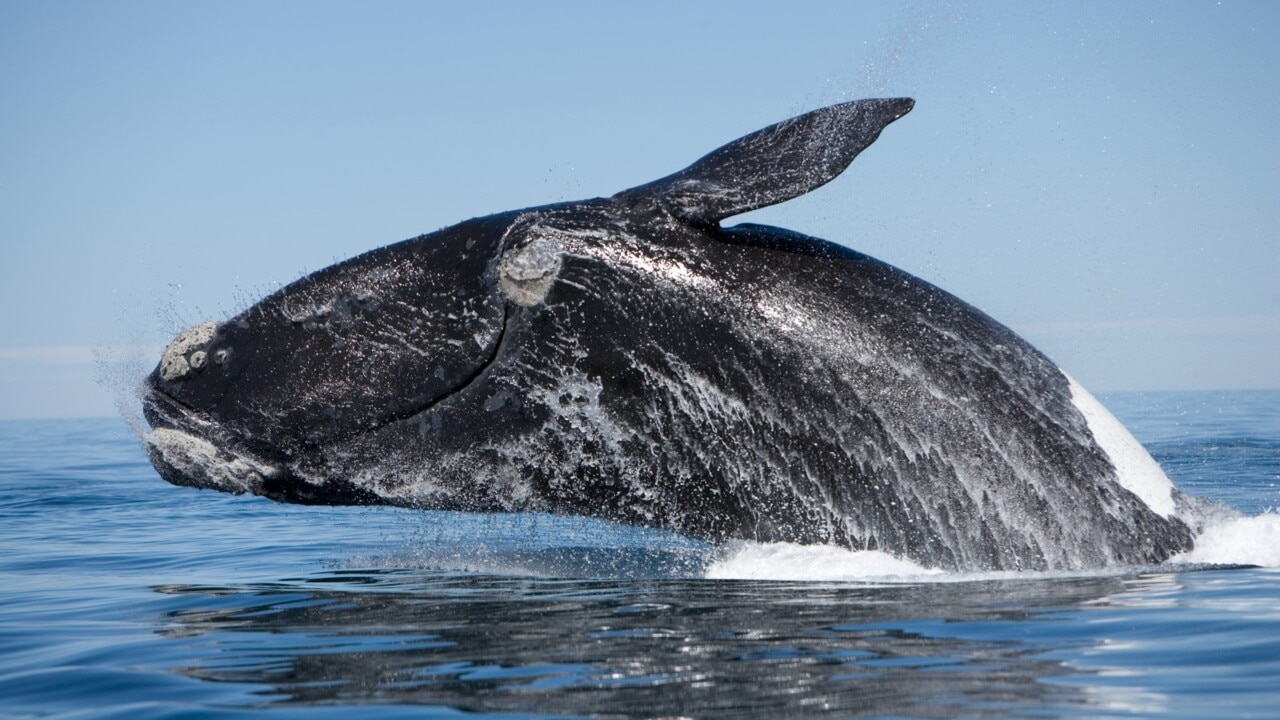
[{"xmin": 1, "ymin": 390, "xmax": 1277, "ymax": 719}]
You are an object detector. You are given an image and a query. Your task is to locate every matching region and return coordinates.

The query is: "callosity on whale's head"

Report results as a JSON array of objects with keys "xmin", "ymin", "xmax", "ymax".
[{"xmin": 143, "ymin": 98, "xmax": 1200, "ymax": 570}]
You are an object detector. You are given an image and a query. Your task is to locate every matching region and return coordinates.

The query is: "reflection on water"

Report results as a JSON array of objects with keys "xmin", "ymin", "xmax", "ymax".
[{"xmin": 152, "ymin": 570, "xmax": 1156, "ymax": 718}]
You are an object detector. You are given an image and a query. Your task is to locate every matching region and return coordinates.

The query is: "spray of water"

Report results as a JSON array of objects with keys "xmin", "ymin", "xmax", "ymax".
[{"xmin": 848, "ymin": 0, "xmax": 971, "ymax": 99}]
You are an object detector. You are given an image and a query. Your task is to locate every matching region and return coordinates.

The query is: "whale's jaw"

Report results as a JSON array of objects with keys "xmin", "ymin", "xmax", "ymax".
[
  {"xmin": 141, "ymin": 386, "xmax": 283, "ymax": 495},
  {"xmin": 142, "ymin": 384, "xmax": 396, "ymax": 507},
  {"xmin": 144, "ymin": 427, "xmax": 276, "ymax": 496}
]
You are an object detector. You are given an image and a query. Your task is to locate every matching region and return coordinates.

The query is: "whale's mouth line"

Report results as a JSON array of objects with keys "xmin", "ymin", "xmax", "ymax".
[
  {"xmin": 142, "ymin": 304, "xmax": 512, "ymax": 492},
  {"xmin": 142, "ymin": 387, "xmax": 288, "ymax": 495},
  {"xmin": 321, "ymin": 302, "xmax": 513, "ymax": 447},
  {"xmin": 142, "ymin": 384, "xmax": 277, "ymax": 458}
]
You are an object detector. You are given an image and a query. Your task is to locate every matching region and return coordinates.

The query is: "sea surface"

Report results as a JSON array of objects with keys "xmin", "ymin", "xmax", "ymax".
[{"xmin": 1, "ymin": 390, "xmax": 1278, "ymax": 719}]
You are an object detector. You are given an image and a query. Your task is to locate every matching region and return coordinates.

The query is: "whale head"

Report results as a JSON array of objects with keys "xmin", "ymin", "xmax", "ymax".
[{"xmin": 143, "ymin": 210, "xmax": 515, "ymax": 500}]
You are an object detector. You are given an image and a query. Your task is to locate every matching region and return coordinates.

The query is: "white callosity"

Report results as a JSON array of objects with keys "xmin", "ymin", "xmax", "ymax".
[
  {"xmin": 158, "ymin": 321, "xmax": 219, "ymax": 381},
  {"xmin": 499, "ymin": 235, "xmax": 563, "ymax": 307}
]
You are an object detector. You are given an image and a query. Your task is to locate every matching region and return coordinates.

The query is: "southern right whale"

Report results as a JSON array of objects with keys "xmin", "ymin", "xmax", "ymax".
[{"xmin": 142, "ymin": 97, "xmax": 1198, "ymax": 571}]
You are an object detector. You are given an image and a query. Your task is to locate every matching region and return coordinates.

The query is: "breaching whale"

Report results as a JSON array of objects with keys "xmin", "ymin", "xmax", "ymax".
[{"xmin": 143, "ymin": 98, "xmax": 1197, "ymax": 571}]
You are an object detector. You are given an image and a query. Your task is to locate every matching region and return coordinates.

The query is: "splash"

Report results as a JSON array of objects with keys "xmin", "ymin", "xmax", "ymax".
[
  {"xmin": 705, "ymin": 541, "xmax": 941, "ymax": 581},
  {"xmin": 1173, "ymin": 512, "xmax": 1280, "ymax": 568},
  {"xmin": 852, "ymin": 0, "xmax": 970, "ymax": 97},
  {"xmin": 92, "ymin": 343, "xmax": 162, "ymax": 438},
  {"xmin": 702, "ymin": 509, "xmax": 1280, "ymax": 582}
]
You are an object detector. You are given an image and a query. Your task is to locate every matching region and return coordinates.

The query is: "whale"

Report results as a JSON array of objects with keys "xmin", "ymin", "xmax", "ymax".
[{"xmin": 143, "ymin": 98, "xmax": 1198, "ymax": 571}]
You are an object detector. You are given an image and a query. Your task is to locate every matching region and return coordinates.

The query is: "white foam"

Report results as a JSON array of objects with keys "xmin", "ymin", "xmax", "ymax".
[
  {"xmin": 1174, "ymin": 512, "xmax": 1280, "ymax": 567},
  {"xmin": 704, "ymin": 541, "xmax": 942, "ymax": 581},
  {"xmin": 699, "ymin": 511, "xmax": 1280, "ymax": 582},
  {"xmin": 1066, "ymin": 375, "xmax": 1176, "ymax": 517}
]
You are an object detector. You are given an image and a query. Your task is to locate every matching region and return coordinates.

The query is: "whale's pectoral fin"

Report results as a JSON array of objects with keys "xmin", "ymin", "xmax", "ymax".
[{"xmin": 614, "ymin": 98, "xmax": 914, "ymax": 226}]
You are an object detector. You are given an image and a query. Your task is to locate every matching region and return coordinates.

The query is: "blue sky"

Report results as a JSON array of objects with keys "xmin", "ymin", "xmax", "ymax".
[{"xmin": 2, "ymin": 1, "xmax": 1277, "ymax": 419}]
